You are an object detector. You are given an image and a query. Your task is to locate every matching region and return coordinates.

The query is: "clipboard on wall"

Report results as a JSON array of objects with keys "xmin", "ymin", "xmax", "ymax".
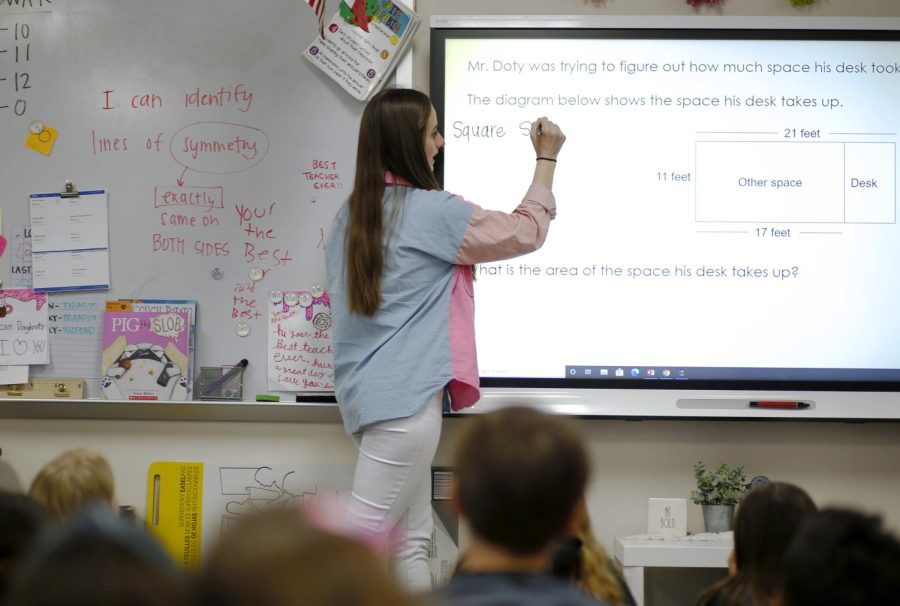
[{"xmin": 28, "ymin": 181, "xmax": 111, "ymax": 293}]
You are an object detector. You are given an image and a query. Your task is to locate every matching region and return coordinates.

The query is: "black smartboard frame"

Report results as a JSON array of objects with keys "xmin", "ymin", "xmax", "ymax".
[{"xmin": 430, "ymin": 15, "xmax": 900, "ymax": 420}]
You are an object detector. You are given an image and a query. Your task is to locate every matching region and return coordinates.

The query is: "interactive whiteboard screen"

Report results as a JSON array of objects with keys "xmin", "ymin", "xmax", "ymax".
[{"xmin": 431, "ymin": 20, "xmax": 900, "ymax": 418}]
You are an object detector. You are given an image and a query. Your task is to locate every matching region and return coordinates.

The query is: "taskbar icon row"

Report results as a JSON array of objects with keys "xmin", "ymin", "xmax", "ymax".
[{"xmin": 565, "ymin": 366, "xmax": 689, "ymax": 380}]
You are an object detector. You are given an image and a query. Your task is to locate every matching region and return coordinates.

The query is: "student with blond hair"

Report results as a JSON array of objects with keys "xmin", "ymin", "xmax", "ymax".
[
  {"xmin": 29, "ymin": 448, "xmax": 117, "ymax": 520},
  {"xmin": 550, "ymin": 502, "xmax": 636, "ymax": 606}
]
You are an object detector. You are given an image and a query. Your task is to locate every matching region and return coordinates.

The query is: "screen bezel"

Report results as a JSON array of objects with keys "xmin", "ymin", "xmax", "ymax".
[{"xmin": 430, "ymin": 21, "xmax": 900, "ymax": 405}]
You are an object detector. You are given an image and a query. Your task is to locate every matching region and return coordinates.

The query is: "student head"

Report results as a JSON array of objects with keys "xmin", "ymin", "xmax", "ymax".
[
  {"xmin": 0, "ymin": 491, "xmax": 48, "ymax": 598},
  {"xmin": 3, "ymin": 506, "xmax": 187, "ymax": 606},
  {"xmin": 29, "ymin": 448, "xmax": 116, "ymax": 521},
  {"xmin": 454, "ymin": 406, "xmax": 590, "ymax": 555},
  {"xmin": 196, "ymin": 508, "xmax": 419, "ymax": 606},
  {"xmin": 732, "ymin": 481, "xmax": 817, "ymax": 576},
  {"xmin": 697, "ymin": 481, "xmax": 816, "ymax": 606},
  {"xmin": 780, "ymin": 507, "xmax": 900, "ymax": 606}
]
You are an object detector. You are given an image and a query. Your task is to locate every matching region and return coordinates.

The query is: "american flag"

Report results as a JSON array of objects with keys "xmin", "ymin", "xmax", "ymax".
[{"xmin": 307, "ymin": 0, "xmax": 325, "ymax": 38}]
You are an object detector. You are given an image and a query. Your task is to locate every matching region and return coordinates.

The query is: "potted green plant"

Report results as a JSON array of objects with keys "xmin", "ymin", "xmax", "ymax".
[{"xmin": 690, "ymin": 461, "xmax": 748, "ymax": 533}]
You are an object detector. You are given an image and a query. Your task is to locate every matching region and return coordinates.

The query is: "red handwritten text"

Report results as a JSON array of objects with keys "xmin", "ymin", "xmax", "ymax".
[{"xmin": 301, "ymin": 160, "xmax": 343, "ymax": 190}]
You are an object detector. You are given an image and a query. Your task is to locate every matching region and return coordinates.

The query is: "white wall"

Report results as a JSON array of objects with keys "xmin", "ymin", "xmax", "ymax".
[{"xmin": 3, "ymin": 414, "xmax": 899, "ymax": 539}]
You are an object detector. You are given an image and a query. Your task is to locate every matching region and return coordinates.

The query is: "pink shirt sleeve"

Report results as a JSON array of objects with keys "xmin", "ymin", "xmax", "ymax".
[{"xmin": 453, "ymin": 182, "xmax": 556, "ymax": 265}]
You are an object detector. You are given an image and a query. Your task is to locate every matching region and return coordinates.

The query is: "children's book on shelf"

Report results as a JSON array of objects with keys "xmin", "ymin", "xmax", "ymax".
[
  {"xmin": 113, "ymin": 299, "xmax": 197, "ymax": 397},
  {"xmin": 101, "ymin": 303, "xmax": 191, "ymax": 400}
]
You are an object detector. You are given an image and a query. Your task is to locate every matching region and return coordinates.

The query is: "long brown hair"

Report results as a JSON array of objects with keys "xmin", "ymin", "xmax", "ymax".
[
  {"xmin": 346, "ymin": 88, "xmax": 441, "ymax": 316},
  {"xmin": 696, "ymin": 482, "xmax": 817, "ymax": 606}
]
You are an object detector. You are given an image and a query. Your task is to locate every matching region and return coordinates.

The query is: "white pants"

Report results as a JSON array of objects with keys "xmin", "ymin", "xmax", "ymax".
[{"xmin": 348, "ymin": 391, "xmax": 442, "ymax": 593}]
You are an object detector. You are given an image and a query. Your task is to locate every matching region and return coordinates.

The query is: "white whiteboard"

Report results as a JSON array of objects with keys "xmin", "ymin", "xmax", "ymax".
[{"xmin": 0, "ymin": 0, "xmax": 362, "ymax": 399}]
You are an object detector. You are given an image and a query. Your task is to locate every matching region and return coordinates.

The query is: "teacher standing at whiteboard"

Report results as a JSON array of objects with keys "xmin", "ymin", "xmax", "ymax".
[{"xmin": 325, "ymin": 87, "xmax": 565, "ymax": 591}]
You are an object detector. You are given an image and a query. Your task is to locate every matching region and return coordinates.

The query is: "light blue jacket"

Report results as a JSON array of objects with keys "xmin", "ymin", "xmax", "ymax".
[{"xmin": 325, "ymin": 179, "xmax": 555, "ymax": 435}]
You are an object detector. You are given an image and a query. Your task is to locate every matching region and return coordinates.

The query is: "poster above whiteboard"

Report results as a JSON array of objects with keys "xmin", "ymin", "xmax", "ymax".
[{"xmin": 304, "ymin": 0, "xmax": 419, "ymax": 101}]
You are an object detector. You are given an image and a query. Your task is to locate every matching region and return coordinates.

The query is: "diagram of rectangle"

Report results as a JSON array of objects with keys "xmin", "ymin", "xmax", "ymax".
[{"xmin": 695, "ymin": 141, "xmax": 844, "ymax": 223}]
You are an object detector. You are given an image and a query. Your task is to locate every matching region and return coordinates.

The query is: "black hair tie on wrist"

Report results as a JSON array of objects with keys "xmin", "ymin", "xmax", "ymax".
[{"xmin": 536, "ymin": 157, "xmax": 557, "ymax": 163}]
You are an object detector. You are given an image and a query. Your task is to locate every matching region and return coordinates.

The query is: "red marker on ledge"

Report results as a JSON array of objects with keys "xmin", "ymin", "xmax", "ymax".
[{"xmin": 749, "ymin": 401, "xmax": 811, "ymax": 409}]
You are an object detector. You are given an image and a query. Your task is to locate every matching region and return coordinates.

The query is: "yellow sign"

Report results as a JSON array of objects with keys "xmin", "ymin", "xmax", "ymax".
[{"xmin": 146, "ymin": 461, "xmax": 204, "ymax": 569}]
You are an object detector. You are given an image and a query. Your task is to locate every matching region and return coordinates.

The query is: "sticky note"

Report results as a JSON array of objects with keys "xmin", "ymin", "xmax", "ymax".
[
  {"xmin": 24, "ymin": 124, "xmax": 59, "ymax": 156},
  {"xmin": 147, "ymin": 461, "xmax": 204, "ymax": 568}
]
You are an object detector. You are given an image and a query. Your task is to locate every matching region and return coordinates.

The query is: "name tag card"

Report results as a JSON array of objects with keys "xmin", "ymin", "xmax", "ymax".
[{"xmin": 648, "ymin": 497, "xmax": 687, "ymax": 537}]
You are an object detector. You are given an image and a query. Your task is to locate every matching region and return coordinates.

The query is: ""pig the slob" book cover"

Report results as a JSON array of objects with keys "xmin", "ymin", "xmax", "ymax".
[{"xmin": 100, "ymin": 305, "xmax": 190, "ymax": 400}]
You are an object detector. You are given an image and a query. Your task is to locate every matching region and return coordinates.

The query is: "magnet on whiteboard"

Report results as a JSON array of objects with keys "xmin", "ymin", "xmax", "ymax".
[
  {"xmin": 29, "ymin": 120, "xmax": 44, "ymax": 134},
  {"xmin": 269, "ymin": 290, "xmax": 283, "ymax": 304},
  {"xmin": 310, "ymin": 284, "xmax": 325, "ymax": 298},
  {"xmin": 249, "ymin": 267, "xmax": 264, "ymax": 282},
  {"xmin": 284, "ymin": 292, "xmax": 299, "ymax": 307},
  {"xmin": 298, "ymin": 293, "xmax": 313, "ymax": 308},
  {"xmin": 235, "ymin": 322, "xmax": 251, "ymax": 337}
]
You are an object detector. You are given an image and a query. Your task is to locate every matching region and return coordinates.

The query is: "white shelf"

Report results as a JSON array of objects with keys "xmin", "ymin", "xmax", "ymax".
[
  {"xmin": 615, "ymin": 534, "xmax": 733, "ymax": 568},
  {"xmin": 614, "ymin": 535, "xmax": 733, "ymax": 606}
]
